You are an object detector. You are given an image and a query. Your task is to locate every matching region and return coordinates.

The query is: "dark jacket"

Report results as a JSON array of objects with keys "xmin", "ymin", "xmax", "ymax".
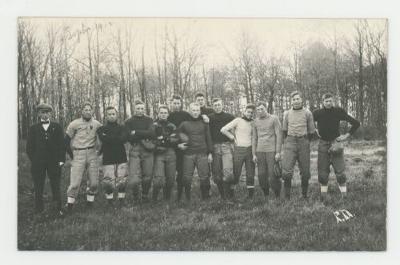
[
  {"xmin": 154, "ymin": 119, "xmax": 180, "ymax": 152},
  {"xmin": 124, "ymin": 115, "xmax": 156, "ymax": 144},
  {"xmin": 26, "ymin": 122, "xmax": 66, "ymax": 164},
  {"xmin": 177, "ymin": 117, "xmax": 213, "ymax": 155},
  {"xmin": 209, "ymin": 112, "xmax": 235, "ymax": 143},
  {"xmin": 97, "ymin": 122, "xmax": 128, "ymax": 165},
  {"xmin": 168, "ymin": 110, "xmax": 192, "ymax": 127}
]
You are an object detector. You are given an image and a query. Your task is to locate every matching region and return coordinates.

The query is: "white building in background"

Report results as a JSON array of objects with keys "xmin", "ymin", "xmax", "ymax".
[{"xmin": 238, "ymin": 92, "xmax": 248, "ymax": 114}]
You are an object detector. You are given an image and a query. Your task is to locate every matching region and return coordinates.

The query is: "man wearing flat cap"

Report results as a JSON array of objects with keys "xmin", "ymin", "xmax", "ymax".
[{"xmin": 26, "ymin": 103, "xmax": 66, "ymax": 217}]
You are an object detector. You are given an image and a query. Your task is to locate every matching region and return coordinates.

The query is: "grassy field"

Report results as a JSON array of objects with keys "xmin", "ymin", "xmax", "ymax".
[{"xmin": 17, "ymin": 140, "xmax": 386, "ymax": 251}]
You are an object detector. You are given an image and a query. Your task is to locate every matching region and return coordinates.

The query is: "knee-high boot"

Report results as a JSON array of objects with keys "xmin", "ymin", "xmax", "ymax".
[{"xmin": 284, "ymin": 179, "xmax": 291, "ymax": 200}]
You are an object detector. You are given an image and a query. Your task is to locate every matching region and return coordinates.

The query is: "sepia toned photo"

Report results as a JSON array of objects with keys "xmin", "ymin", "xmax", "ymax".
[{"xmin": 17, "ymin": 17, "xmax": 387, "ymax": 251}]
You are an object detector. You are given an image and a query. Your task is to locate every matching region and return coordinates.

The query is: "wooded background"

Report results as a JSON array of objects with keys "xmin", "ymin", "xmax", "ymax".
[{"xmin": 17, "ymin": 18, "xmax": 387, "ymax": 139}]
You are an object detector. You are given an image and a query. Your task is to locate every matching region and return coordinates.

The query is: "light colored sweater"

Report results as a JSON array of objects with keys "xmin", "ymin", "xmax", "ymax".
[
  {"xmin": 253, "ymin": 114, "xmax": 282, "ymax": 153},
  {"xmin": 282, "ymin": 108, "xmax": 315, "ymax": 136},
  {"xmin": 221, "ymin": 117, "xmax": 253, "ymax": 147}
]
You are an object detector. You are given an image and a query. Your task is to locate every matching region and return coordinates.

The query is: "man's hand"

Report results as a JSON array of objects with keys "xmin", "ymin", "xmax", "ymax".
[
  {"xmin": 275, "ymin": 153, "xmax": 281, "ymax": 162},
  {"xmin": 59, "ymin": 162, "xmax": 64, "ymax": 166},
  {"xmin": 253, "ymin": 155, "xmax": 258, "ymax": 164},
  {"xmin": 130, "ymin": 130, "xmax": 136, "ymax": 136},
  {"xmin": 178, "ymin": 143, "xmax": 188, "ymax": 150},
  {"xmin": 202, "ymin": 114, "xmax": 210, "ymax": 124},
  {"xmin": 336, "ymin": 133, "xmax": 350, "ymax": 142},
  {"xmin": 315, "ymin": 129, "xmax": 321, "ymax": 138},
  {"xmin": 228, "ymin": 135, "xmax": 237, "ymax": 145},
  {"xmin": 67, "ymin": 150, "xmax": 74, "ymax": 160},
  {"xmin": 208, "ymin": 153, "xmax": 213, "ymax": 163},
  {"xmin": 157, "ymin": 135, "xmax": 164, "ymax": 140}
]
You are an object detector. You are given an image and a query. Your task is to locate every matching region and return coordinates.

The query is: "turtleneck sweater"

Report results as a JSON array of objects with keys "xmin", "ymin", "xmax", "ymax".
[
  {"xmin": 313, "ymin": 107, "xmax": 360, "ymax": 141},
  {"xmin": 124, "ymin": 115, "xmax": 155, "ymax": 144},
  {"xmin": 177, "ymin": 116, "xmax": 213, "ymax": 155},
  {"xmin": 282, "ymin": 107, "xmax": 316, "ymax": 137},
  {"xmin": 208, "ymin": 111, "xmax": 235, "ymax": 143},
  {"xmin": 97, "ymin": 121, "xmax": 128, "ymax": 165}
]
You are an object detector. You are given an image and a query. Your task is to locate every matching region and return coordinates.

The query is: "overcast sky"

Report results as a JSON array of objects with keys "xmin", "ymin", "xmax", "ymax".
[{"xmin": 20, "ymin": 17, "xmax": 387, "ymax": 68}]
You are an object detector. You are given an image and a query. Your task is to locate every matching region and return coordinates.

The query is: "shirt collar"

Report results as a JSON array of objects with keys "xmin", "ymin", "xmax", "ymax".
[
  {"xmin": 81, "ymin": 117, "xmax": 92, "ymax": 122},
  {"xmin": 258, "ymin": 113, "xmax": 270, "ymax": 119},
  {"xmin": 241, "ymin": 116, "xmax": 253, "ymax": 122},
  {"xmin": 292, "ymin": 106, "xmax": 303, "ymax": 111}
]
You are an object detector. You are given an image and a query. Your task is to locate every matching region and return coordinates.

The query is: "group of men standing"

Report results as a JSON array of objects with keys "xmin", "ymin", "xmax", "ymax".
[{"xmin": 26, "ymin": 91, "xmax": 360, "ymax": 217}]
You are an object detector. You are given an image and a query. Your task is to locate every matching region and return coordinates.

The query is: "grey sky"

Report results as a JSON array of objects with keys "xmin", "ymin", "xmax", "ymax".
[{"xmin": 21, "ymin": 17, "xmax": 387, "ymax": 68}]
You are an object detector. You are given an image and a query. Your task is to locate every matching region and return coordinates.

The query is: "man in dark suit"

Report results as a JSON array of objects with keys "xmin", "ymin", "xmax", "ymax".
[{"xmin": 26, "ymin": 103, "xmax": 66, "ymax": 216}]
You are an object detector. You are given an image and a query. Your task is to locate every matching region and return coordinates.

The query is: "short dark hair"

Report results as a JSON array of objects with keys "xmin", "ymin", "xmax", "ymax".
[
  {"xmin": 189, "ymin": 102, "xmax": 200, "ymax": 109},
  {"xmin": 256, "ymin": 101, "xmax": 267, "ymax": 108},
  {"xmin": 134, "ymin": 99, "xmax": 145, "ymax": 105},
  {"xmin": 172, "ymin": 95, "xmax": 182, "ymax": 101},
  {"xmin": 322, "ymin": 93, "xmax": 334, "ymax": 100},
  {"xmin": 195, "ymin": 92, "xmax": 205, "ymax": 99},
  {"xmin": 245, "ymin": 103, "xmax": 256, "ymax": 110},
  {"xmin": 82, "ymin": 102, "xmax": 93, "ymax": 110},
  {"xmin": 158, "ymin": 104, "xmax": 169, "ymax": 112},
  {"xmin": 212, "ymin": 98, "xmax": 222, "ymax": 104},
  {"xmin": 105, "ymin": 106, "xmax": 117, "ymax": 113},
  {"xmin": 290, "ymin": 91, "xmax": 301, "ymax": 98}
]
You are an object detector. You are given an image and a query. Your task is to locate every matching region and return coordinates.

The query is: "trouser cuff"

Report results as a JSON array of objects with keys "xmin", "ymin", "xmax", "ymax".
[
  {"xmin": 87, "ymin": 194, "xmax": 95, "ymax": 202},
  {"xmin": 321, "ymin": 185, "xmax": 328, "ymax": 193},
  {"xmin": 338, "ymin": 184, "xmax": 347, "ymax": 193},
  {"xmin": 67, "ymin": 197, "xmax": 75, "ymax": 204}
]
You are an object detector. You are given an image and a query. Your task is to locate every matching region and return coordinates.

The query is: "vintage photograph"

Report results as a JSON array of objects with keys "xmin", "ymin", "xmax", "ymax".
[{"xmin": 17, "ymin": 17, "xmax": 387, "ymax": 251}]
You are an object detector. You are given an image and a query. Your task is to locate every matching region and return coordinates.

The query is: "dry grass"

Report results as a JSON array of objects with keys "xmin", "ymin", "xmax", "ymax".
[{"xmin": 17, "ymin": 140, "xmax": 386, "ymax": 251}]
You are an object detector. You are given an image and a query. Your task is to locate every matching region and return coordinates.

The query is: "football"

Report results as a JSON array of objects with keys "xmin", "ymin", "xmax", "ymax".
[{"xmin": 178, "ymin": 132, "xmax": 189, "ymax": 143}]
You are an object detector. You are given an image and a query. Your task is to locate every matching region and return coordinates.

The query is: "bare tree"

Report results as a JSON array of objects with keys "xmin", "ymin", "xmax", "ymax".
[
  {"xmin": 166, "ymin": 28, "xmax": 201, "ymax": 102},
  {"xmin": 237, "ymin": 31, "xmax": 256, "ymax": 103},
  {"xmin": 116, "ymin": 28, "xmax": 127, "ymax": 119},
  {"xmin": 17, "ymin": 19, "xmax": 387, "ymax": 140}
]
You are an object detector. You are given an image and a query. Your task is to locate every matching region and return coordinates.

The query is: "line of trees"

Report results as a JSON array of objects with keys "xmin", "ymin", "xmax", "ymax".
[{"xmin": 17, "ymin": 19, "xmax": 387, "ymax": 140}]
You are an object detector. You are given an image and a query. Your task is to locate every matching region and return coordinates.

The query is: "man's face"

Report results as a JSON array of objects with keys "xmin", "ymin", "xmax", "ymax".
[
  {"xmin": 135, "ymin": 104, "xmax": 145, "ymax": 116},
  {"xmin": 106, "ymin": 109, "xmax": 118, "ymax": 123},
  {"xmin": 323, "ymin": 97, "xmax": 334, "ymax": 109},
  {"xmin": 244, "ymin": 108, "xmax": 254, "ymax": 119},
  {"xmin": 291, "ymin": 95, "xmax": 303, "ymax": 109},
  {"xmin": 213, "ymin": 100, "xmax": 223, "ymax": 113},
  {"xmin": 171, "ymin": 99, "xmax": 182, "ymax": 112},
  {"xmin": 256, "ymin": 105, "xmax": 267, "ymax": 118},
  {"xmin": 38, "ymin": 110, "xmax": 50, "ymax": 121},
  {"xmin": 196, "ymin": 96, "xmax": 206, "ymax": 107},
  {"xmin": 190, "ymin": 105, "xmax": 201, "ymax": 118},
  {"xmin": 158, "ymin": 108, "xmax": 169, "ymax": 120},
  {"xmin": 82, "ymin": 106, "xmax": 93, "ymax": 120}
]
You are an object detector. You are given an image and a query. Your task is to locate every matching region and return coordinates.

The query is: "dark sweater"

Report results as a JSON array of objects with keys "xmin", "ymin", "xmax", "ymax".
[
  {"xmin": 168, "ymin": 110, "xmax": 192, "ymax": 127},
  {"xmin": 313, "ymin": 107, "xmax": 360, "ymax": 141},
  {"xmin": 209, "ymin": 111, "xmax": 235, "ymax": 143},
  {"xmin": 124, "ymin": 115, "xmax": 155, "ymax": 144},
  {"xmin": 97, "ymin": 122, "xmax": 128, "ymax": 165},
  {"xmin": 201, "ymin": 106, "xmax": 214, "ymax": 116},
  {"xmin": 26, "ymin": 122, "xmax": 66, "ymax": 164},
  {"xmin": 178, "ymin": 117, "xmax": 213, "ymax": 155},
  {"xmin": 154, "ymin": 119, "xmax": 179, "ymax": 149}
]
